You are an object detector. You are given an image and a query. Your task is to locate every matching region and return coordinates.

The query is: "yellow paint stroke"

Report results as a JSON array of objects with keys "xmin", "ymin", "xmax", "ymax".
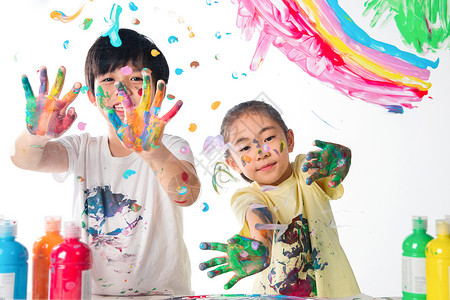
[
  {"xmin": 296, "ymin": 0, "xmax": 430, "ymax": 91},
  {"xmin": 50, "ymin": 0, "xmax": 93, "ymax": 23}
]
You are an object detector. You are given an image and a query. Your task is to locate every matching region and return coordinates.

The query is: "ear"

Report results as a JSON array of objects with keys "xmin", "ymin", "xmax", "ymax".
[
  {"xmin": 225, "ymin": 156, "xmax": 242, "ymax": 174},
  {"xmin": 286, "ymin": 129, "xmax": 295, "ymax": 153},
  {"xmin": 87, "ymin": 90, "xmax": 97, "ymax": 106}
]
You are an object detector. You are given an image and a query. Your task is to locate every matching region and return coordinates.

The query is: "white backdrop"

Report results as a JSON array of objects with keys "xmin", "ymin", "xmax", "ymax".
[{"xmin": 1, "ymin": 0, "xmax": 449, "ymax": 297}]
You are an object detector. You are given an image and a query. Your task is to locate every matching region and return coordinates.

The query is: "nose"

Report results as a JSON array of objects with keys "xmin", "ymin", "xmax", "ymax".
[
  {"xmin": 115, "ymin": 81, "xmax": 134, "ymax": 97},
  {"xmin": 256, "ymin": 148, "xmax": 270, "ymax": 160}
]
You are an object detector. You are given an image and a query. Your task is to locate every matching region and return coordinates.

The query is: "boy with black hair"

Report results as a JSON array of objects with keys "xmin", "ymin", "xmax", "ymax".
[{"xmin": 11, "ymin": 28, "xmax": 200, "ymax": 296}]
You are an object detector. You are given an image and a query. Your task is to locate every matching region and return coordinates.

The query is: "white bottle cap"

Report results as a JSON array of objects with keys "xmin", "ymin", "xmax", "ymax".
[
  {"xmin": 63, "ymin": 221, "xmax": 81, "ymax": 239},
  {"xmin": 436, "ymin": 219, "xmax": 450, "ymax": 235},
  {"xmin": 0, "ymin": 220, "xmax": 17, "ymax": 237},
  {"xmin": 45, "ymin": 216, "xmax": 62, "ymax": 232},
  {"xmin": 412, "ymin": 216, "xmax": 428, "ymax": 230}
]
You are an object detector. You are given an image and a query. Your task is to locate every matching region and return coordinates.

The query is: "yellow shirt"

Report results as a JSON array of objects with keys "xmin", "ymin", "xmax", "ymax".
[{"xmin": 231, "ymin": 154, "xmax": 360, "ymax": 297}]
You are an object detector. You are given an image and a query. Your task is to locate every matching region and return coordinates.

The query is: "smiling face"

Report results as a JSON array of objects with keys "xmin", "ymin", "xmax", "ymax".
[
  {"xmin": 87, "ymin": 62, "xmax": 155, "ymax": 123},
  {"xmin": 225, "ymin": 112, "xmax": 295, "ymax": 186}
]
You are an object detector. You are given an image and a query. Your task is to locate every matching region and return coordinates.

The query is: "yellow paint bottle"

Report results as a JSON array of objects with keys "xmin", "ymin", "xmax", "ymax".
[{"xmin": 425, "ymin": 219, "xmax": 450, "ymax": 299}]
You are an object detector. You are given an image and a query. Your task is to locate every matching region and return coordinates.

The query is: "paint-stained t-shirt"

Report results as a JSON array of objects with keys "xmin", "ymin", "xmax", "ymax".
[
  {"xmin": 54, "ymin": 133, "xmax": 194, "ymax": 296},
  {"xmin": 231, "ymin": 154, "xmax": 360, "ymax": 297}
]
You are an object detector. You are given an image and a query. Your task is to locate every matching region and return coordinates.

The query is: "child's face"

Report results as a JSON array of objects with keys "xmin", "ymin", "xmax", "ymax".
[
  {"xmin": 225, "ymin": 113, "xmax": 294, "ymax": 186},
  {"xmin": 88, "ymin": 62, "xmax": 155, "ymax": 122}
]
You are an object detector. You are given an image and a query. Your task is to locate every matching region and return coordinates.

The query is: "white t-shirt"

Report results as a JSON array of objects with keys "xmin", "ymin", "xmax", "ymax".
[{"xmin": 54, "ymin": 133, "xmax": 194, "ymax": 296}]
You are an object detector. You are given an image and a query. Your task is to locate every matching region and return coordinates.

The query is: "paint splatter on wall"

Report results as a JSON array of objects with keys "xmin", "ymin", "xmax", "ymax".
[
  {"xmin": 363, "ymin": 0, "xmax": 449, "ymax": 53},
  {"xmin": 232, "ymin": 0, "xmax": 439, "ymax": 112}
]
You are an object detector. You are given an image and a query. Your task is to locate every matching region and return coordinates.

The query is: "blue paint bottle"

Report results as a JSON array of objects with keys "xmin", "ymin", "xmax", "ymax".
[{"xmin": 0, "ymin": 220, "xmax": 28, "ymax": 299}]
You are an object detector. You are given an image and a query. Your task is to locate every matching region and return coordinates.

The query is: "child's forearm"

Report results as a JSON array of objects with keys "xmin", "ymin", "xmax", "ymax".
[
  {"xmin": 245, "ymin": 204, "xmax": 274, "ymax": 259},
  {"xmin": 138, "ymin": 145, "xmax": 200, "ymax": 206},
  {"xmin": 10, "ymin": 130, "xmax": 68, "ymax": 173}
]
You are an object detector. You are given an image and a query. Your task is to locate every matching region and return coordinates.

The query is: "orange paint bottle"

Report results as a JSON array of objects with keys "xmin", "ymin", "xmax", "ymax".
[{"xmin": 32, "ymin": 216, "xmax": 63, "ymax": 300}]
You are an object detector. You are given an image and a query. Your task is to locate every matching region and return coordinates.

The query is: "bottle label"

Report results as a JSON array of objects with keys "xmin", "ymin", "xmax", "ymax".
[
  {"xmin": 81, "ymin": 269, "xmax": 92, "ymax": 300},
  {"xmin": 0, "ymin": 273, "xmax": 15, "ymax": 300},
  {"xmin": 402, "ymin": 256, "xmax": 427, "ymax": 294}
]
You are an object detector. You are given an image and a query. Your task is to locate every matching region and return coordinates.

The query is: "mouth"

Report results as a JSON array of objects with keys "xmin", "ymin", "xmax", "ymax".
[
  {"xmin": 258, "ymin": 162, "xmax": 276, "ymax": 172},
  {"xmin": 112, "ymin": 103, "xmax": 124, "ymax": 113}
]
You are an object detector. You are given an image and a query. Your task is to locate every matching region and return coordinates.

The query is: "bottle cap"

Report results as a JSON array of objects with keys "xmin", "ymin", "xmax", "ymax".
[
  {"xmin": 0, "ymin": 220, "xmax": 17, "ymax": 237},
  {"xmin": 436, "ymin": 219, "xmax": 450, "ymax": 235},
  {"xmin": 63, "ymin": 221, "xmax": 81, "ymax": 239},
  {"xmin": 412, "ymin": 216, "xmax": 428, "ymax": 230},
  {"xmin": 45, "ymin": 216, "xmax": 61, "ymax": 232}
]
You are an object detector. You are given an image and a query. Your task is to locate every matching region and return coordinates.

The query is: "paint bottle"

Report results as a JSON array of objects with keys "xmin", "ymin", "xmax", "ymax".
[
  {"xmin": 0, "ymin": 220, "xmax": 28, "ymax": 300},
  {"xmin": 402, "ymin": 216, "xmax": 433, "ymax": 300},
  {"xmin": 32, "ymin": 216, "xmax": 64, "ymax": 300},
  {"xmin": 425, "ymin": 219, "xmax": 450, "ymax": 300},
  {"xmin": 49, "ymin": 221, "xmax": 92, "ymax": 300}
]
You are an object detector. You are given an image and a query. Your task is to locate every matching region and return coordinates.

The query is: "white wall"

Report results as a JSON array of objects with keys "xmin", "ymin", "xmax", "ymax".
[{"xmin": 1, "ymin": 0, "xmax": 449, "ymax": 297}]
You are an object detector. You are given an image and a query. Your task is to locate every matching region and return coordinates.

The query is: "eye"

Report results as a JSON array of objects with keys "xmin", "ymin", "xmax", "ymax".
[
  {"xmin": 265, "ymin": 136, "xmax": 275, "ymax": 142},
  {"xmin": 101, "ymin": 78, "xmax": 114, "ymax": 82},
  {"xmin": 131, "ymin": 77, "xmax": 143, "ymax": 81},
  {"xmin": 239, "ymin": 146, "xmax": 250, "ymax": 152}
]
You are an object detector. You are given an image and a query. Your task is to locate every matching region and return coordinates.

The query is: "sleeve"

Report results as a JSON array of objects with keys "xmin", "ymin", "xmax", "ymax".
[
  {"xmin": 52, "ymin": 133, "xmax": 88, "ymax": 182},
  {"xmin": 294, "ymin": 154, "xmax": 344, "ymax": 200},
  {"xmin": 162, "ymin": 134, "xmax": 195, "ymax": 166},
  {"xmin": 230, "ymin": 187, "xmax": 268, "ymax": 237}
]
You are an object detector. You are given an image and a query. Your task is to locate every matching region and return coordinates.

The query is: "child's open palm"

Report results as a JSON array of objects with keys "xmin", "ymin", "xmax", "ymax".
[
  {"xmin": 22, "ymin": 66, "xmax": 80, "ymax": 137},
  {"xmin": 199, "ymin": 234, "xmax": 270, "ymax": 290},
  {"xmin": 106, "ymin": 69, "xmax": 182, "ymax": 152},
  {"xmin": 302, "ymin": 140, "xmax": 352, "ymax": 187}
]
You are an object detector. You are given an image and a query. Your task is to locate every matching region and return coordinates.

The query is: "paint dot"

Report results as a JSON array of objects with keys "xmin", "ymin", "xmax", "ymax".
[
  {"xmin": 80, "ymin": 86, "xmax": 89, "ymax": 94},
  {"xmin": 63, "ymin": 40, "xmax": 69, "ymax": 49},
  {"xmin": 215, "ymin": 31, "xmax": 222, "ymax": 39},
  {"xmin": 178, "ymin": 17, "xmax": 185, "ymax": 23},
  {"xmin": 180, "ymin": 145, "xmax": 190, "ymax": 154},
  {"xmin": 168, "ymin": 35, "xmax": 178, "ymax": 44},
  {"xmin": 240, "ymin": 250, "xmax": 249, "ymax": 258},
  {"xmin": 175, "ymin": 68, "xmax": 184, "ymax": 75},
  {"xmin": 123, "ymin": 169, "xmax": 136, "ymax": 179},
  {"xmin": 79, "ymin": 18, "xmax": 93, "ymax": 30},
  {"xmin": 241, "ymin": 73, "xmax": 247, "ymax": 77},
  {"xmin": 181, "ymin": 171, "xmax": 189, "ymax": 183},
  {"xmin": 120, "ymin": 66, "xmax": 133, "ymax": 75},
  {"xmin": 201, "ymin": 202, "xmax": 209, "ymax": 212},
  {"xmin": 77, "ymin": 176, "xmax": 85, "ymax": 182},
  {"xmin": 129, "ymin": 2, "xmax": 138, "ymax": 11},
  {"xmin": 251, "ymin": 241, "xmax": 259, "ymax": 250},
  {"xmin": 137, "ymin": 88, "xmax": 142, "ymax": 96},
  {"xmin": 190, "ymin": 61, "xmax": 199, "ymax": 69},
  {"xmin": 13, "ymin": 52, "xmax": 22, "ymax": 63},
  {"xmin": 280, "ymin": 140, "xmax": 285, "ymax": 152},
  {"xmin": 131, "ymin": 17, "xmax": 140, "ymax": 25},
  {"xmin": 77, "ymin": 122, "xmax": 87, "ymax": 131},
  {"xmin": 232, "ymin": 72, "xmax": 238, "ymax": 79},
  {"xmin": 189, "ymin": 31, "xmax": 195, "ymax": 38},
  {"xmin": 131, "ymin": 203, "xmax": 142, "ymax": 212},
  {"xmin": 262, "ymin": 143, "xmax": 270, "ymax": 152},
  {"xmin": 211, "ymin": 101, "xmax": 221, "ymax": 110},
  {"xmin": 214, "ymin": 54, "xmax": 220, "ymax": 60},
  {"xmin": 167, "ymin": 94, "xmax": 176, "ymax": 100},
  {"xmin": 189, "ymin": 123, "xmax": 197, "ymax": 132},
  {"xmin": 176, "ymin": 186, "xmax": 188, "ymax": 195},
  {"xmin": 151, "ymin": 49, "xmax": 160, "ymax": 57}
]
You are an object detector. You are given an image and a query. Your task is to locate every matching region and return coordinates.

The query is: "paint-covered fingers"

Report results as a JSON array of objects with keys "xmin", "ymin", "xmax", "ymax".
[
  {"xmin": 199, "ymin": 256, "xmax": 228, "ymax": 271},
  {"xmin": 38, "ymin": 66, "xmax": 48, "ymax": 96},
  {"xmin": 106, "ymin": 106, "xmax": 124, "ymax": 133},
  {"xmin": 328, "ymin": 175, "xmax": 343, "ymax": 188},
  {"xmin": 56, "ymin": 107, "xmax": 77, "ymax": 135},
  {"xmin": 206, "ymin": 264, "xmax": 232, "ymax": 278},
  {"xmin": 224, "ymin": 275, "xmax": 240, "ymax": 290},
  {"xmin": 313, "ymin": 139, "xmax": 328, "ymax": 149},
  {"xmin": 22, "ymin": 75, "xmax": 35, "ymax": 102},
  {"xmin": 161, "ymin": 100, "xmax": 183, "ymax": 123},
  {"xmin": 139, "ymin": 68, "xmax": 152, "ymax": 109},
  {"xmin": 149, "ymin": 80, "xmax": 166, "ymax": 115},
  {"xmin": 48, "ymin": 67, "xmax": 66, "ymax": 99},
  {"xmin": 305, "ymin": 151, "xmax": 321, "ymax": 161},
  {"xmin": 302, "ymin": 161, "xmax": 321, "ymax": 172},
  {"xmin": 114, "ymin": 81, "xmax": 134, "ymax": 110},
  {"xmin": 199, "ymin": 242, "xmax": 228, "ymax": 252},
  {"xmin": 61, "ymin": 82, "xmax": 82, "ymax": 107},
  {"xmin": 305, "ymin": 171, "xmax": 324, "ymax": 185}
]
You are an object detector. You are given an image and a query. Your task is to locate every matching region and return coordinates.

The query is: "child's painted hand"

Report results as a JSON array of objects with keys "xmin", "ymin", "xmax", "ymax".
[
  {"xmin": 22, "ymin": 66, "xmax": 80, "ymax": 137},
  {"xmin": 106, "ymin": 69, "xmax": 182, "ymax": 152},
  {"xmin": 199, "ymin": 234, "xmax": 270, "ymax": 290},
  {"xmin": 302, "ymin": 140, "xmax": 351, "ymax": 187}
]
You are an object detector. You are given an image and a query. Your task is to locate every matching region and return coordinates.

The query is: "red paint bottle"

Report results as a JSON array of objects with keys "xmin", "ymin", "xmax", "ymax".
[{"xmin": 49, "ymin": 221, "xmax": 92, "ymax": 299}]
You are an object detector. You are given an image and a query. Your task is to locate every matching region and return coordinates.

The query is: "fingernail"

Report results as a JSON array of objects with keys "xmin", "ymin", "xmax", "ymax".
[
  {"xmin": 158, "ymin": 82, "xmax": 164, "ymax": 91},
  {"xmin": 207, "ymin": 271, "xmax": 215, "ymax": 278},
  {"xmin": 199, "ymin": 242, "xmax": 209, "ymax": 250},
  {"xmin": 302, "ymin": 165, "xmax": 308, "ymax": 172},
  {"xmin": 306, "ymin": 178, "xmax": 312, "ymax": 185},
  {"xmin": 199, "ymin": 263, "xmax": 207, "ymax": 271}
]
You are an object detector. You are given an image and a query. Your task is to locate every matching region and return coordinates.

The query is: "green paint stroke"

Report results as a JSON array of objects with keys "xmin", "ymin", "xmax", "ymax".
[
  {"xmin": 363, "ymin": 0, "xmax": 449, "ymax": 53},
  {"xmin": 96, "ymin": 86, "xmax": 110, "ymax": 109}
]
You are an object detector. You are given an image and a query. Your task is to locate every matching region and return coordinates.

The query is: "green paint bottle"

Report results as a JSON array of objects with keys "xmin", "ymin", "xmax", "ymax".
[{"xmin": 402, "ymin": 216, "xmax": 433, "ymax": 300}]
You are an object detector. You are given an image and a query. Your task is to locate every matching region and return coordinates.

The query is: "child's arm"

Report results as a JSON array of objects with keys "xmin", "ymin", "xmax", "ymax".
[
  {"xmin": 302, "ymin": 140, "xmax": 351, "ymax": 188},
  {"xmin": 10, "ymin": 66, "xmax": 80, "ymax": 173},
  {"xmin": 198, "ymin": 204, "xmax": 274, "ymax": 289},
  {"xmin": 105, "ymin": 70, "xmax": 200, "ymax": 206}
]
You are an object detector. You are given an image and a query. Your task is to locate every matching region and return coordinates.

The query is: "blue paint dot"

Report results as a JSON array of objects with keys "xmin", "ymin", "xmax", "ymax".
[
  {"xmin": 201, "ymin": 202, "xmax": 209, "ymax": 212},
  {"xmin": 175, "ymin": 68, "xmax": 184, "ymax": 75},
  {"xmin": 232, "ymin": 72, "xmax": 238, "ymax": 79},
  {"xmin": 80, "ymin": 86, "xmax": 89, "ymax": 94},
  {"xmin": 215, "ymin": 31, "xmax": 222, "ymax": 39},
  {"xmin": 63, "ymin": 40, "xmax": 69, "ymax": 49},
  {"xmin": 168, "ymin": 35, "xmax": 178, "ymax": 44},
  {"xmin": 123, "ymin": 169, "xmax": 136, "ymax": 179},
  {"xmin": 129, "ymin": 2, "xmax": 138, "ymax": 11}
]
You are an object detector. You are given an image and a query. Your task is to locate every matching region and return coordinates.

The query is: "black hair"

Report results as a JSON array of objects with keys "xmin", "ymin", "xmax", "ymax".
[
  {"xmin": 220, "ymin": 100, "xmax": 289, "ymax": 182},
  {"xmin": 85, "ymin": 28, "xmax": 169, "ymax": 94}
]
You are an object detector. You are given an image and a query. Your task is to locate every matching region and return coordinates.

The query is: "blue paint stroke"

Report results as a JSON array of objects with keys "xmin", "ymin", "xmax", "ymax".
[
  {"xmin": 326, "ymin": 0, "xmax": 439, "ymax": 69},
  {"xmin": 311, "ymin": 110, "xmax": 339, "ymax": 130},
  {"xmin": 123, "ymin": 169, "xmax": 136, "ymax": 179},
  {"xmin": 102, "ymin": 4, "xmax": 122, "ymax": 47}
]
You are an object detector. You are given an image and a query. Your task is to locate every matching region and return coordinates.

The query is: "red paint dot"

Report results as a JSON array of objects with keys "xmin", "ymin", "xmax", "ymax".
[
  {"xmin": 181, "ymin": 171, "xmax": 189, "ymax": 183},
  {"xmin": 138, "ymin": 88, "xmax": 143, "ymax": 96}
]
